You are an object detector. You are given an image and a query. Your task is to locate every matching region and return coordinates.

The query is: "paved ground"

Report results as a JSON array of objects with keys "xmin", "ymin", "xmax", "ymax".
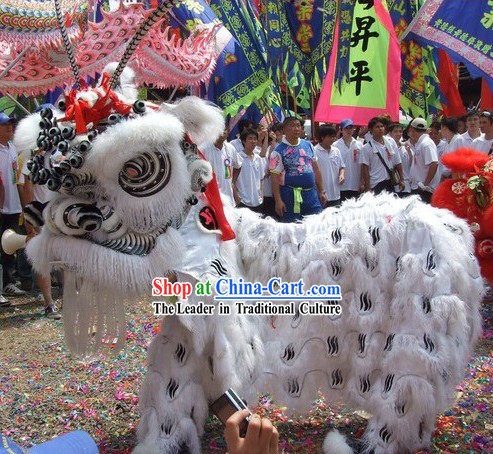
[{"xmin": 0, "ymin": 294, "xmax": 492, "ymax": 453}]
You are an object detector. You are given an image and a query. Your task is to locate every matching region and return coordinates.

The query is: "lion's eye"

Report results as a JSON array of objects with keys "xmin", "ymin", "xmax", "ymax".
[
  {"xmin": 124, "ymin": 166, "xmax": 139, "ymax": 178},
  {"xmin": 118, "ymin": 151, "xmax": 172, "ymax": 197}
]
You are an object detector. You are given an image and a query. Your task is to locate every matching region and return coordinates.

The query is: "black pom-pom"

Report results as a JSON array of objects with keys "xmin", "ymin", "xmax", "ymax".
[
  {"xmin": 87, "ymin": 130, "xmax": 98, "ymax": 141},
  {"xmin": 51, "ymin": 166, "xmax": 64, "ymax": 178},
  {"xmin": 40, "ymin": 108, "xmax": 53, "ymax": 120},
  {"xmin": 68, "ymin": 153, "xmax": 84, "ymax": 169},
  {"xmin": 133, "ymin": 100, "xmax": 146, "ymax": 114},
  {"xmin": 78, "ymin": 140, "xmax": 92, "ymax": 154},
  {"xmin": 57, "ymin": 98, "xmax": 66, "ymax": 112},
  {"xmin": 39, "ymin": 118, "xmax": 51, "ymax": 130},
  {"xmin": 57, "ymin": 141, "xmax": 69, "ymax": 153},
  {"xmin": 47, "ymin": 178, "xmax": 62, "ymax": 191},
  {"xmin": 62, "ymin": 174, "xmax": 76, "ymax": 189},
  {"xmin": 52, "ymin": 135, "xmax": 61, "ymax": 146},
  {"xmin": 200, "ymin": 186, "xmax": 207, "ymax": 193},
  {"xmin": 38, "ymin": 139, "xmax": 50, "ymax": 150},
  {"xmin": 36, "ymin": 135, "xmax": 47, "ymax": 148},
  {"xmin": 38, "ymin": 169, "xmax": 49, "ymax": 185},
  {"xmin": 61, "ymin": 126, "xmax": 76, "ymax": 140},
  {"xmin": 34, "ymin": 155, "xmax": 44, "ymax": 166},
  {"xmin": 108, "ymin": 114, "xmax": 122, "ymax": 125},
  {"xmin": 48, "ymin": 127, "xmax": 60, "ymax": 138},
  {"xmin": 59, "ymin": 161, "xmax": 72, "ymax": 172}
]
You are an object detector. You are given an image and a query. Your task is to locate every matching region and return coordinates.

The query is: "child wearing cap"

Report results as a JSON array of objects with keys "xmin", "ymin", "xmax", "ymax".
[{"xmin": 334, "ymin": 119, "xmax": 363, "ymax": 201}]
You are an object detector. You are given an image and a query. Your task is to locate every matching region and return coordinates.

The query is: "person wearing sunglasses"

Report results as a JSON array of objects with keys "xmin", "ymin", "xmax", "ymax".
[{"xmin": 472, "ymin": 111, "xmax": 493, "ymax": 156}]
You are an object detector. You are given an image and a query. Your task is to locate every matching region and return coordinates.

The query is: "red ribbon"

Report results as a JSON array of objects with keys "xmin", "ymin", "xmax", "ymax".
[
  {"xmin": 60, "ymin": 72, "xmax": 132, "ymax": 134},
  {"xmin": 196, "ymin": 147, "xmax": 235, "ymax": 241}
]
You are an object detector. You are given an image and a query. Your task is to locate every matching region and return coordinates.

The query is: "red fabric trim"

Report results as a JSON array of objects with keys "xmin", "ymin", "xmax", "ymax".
[{"xmin": 197, "ymin": 148, "xmax": 236, "ymax": 241}]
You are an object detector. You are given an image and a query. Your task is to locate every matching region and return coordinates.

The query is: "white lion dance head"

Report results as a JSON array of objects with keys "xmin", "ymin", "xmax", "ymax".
[{"xmin": 15, "ymin": 65, "xmax": 225, "ymax": 355}]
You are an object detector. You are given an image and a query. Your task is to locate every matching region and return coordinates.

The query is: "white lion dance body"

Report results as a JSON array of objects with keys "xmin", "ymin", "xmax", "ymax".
[{"xmin": 15, "ymin": 78, "xmax": 482, "ymax": 454}]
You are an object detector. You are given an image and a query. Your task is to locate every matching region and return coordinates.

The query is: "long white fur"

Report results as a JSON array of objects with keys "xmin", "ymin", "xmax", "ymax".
[
  {"xmin": 323, "ymin": 430, "xmax": 354, "ymax": 454},
  {"xmin": 160, "ymin": 96, "xmax": 225, "ymax": 146},
  {"xmin": 15, "ymin": 87, "xmax": 483, "ymax": 454},
  {"xmin": 136, "ymin": 192, "xmax": 483, "ymax": 454}
]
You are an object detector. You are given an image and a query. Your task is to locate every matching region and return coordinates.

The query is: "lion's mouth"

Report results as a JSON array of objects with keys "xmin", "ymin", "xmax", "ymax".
[{"xmin": 91, "ymin": 219, "xmax": 173, "ymax": 256}]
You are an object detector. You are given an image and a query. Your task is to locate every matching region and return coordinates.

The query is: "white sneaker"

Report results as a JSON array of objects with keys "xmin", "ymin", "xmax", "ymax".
[
  {"xmin": 0, "ymin": 294, "xmax": 11, "ymax": 307},
  {"xmin": 3, "ymin": 283, "xmax": 27, "ymax": 296}
]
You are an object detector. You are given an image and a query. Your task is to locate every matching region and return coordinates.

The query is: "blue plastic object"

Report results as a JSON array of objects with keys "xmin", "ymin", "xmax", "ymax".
[{"xmin": 1, "ymin": 431, "xmax": 98, "ymax": 454}]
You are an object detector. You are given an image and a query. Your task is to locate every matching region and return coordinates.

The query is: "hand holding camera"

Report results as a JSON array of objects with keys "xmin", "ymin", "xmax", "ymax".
[{"xmin": 224, "ymin": 410, "xmax": 279, "ymax": 454}]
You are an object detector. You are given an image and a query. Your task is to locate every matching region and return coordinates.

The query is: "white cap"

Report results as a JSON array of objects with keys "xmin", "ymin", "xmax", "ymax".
[{"xmin": 410, "ymin": 117, "xmax": 427, "ymax": 131}]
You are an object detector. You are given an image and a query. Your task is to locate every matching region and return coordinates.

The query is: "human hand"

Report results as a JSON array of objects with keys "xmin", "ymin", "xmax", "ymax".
[
  {"xmin": 338, "ymin": 174, "xmax": 345, "ymax": 185},
  {"xmin": 225, "ymin": 411, "xmax": 279, "ymax": 454},
  {"xmin": 319, "ymin": 192, "xmax": 328, "ymax": 206},
  {"xmin": 275, "ymin": 199, "xmax": 286, "ymax": 217},
  {"xmin": 399, "ymin": 180, "xmax": 405, "ymax": 191}
]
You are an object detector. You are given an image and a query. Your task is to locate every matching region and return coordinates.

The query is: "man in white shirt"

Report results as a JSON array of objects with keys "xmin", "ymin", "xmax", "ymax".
[
  {"xmin": 439, "ymin": 117, "xmax": 462, "ymax": 179},
  {"xmin": 359, "ymin": 117, "xmax": 404, "ymax": 195},
  {"xmin": 472, "ymin": 111, "xmax": 493, "ymax": 155},
  {"xmin": 429, "ymin": 121, "xmax": 447, "ymax": 180},
  {"xmin": 0, "ymin": 112, "xmax": 26, "ymax": 302},
  {"xmin": 229, "ymin": 119, "xmax": 255, "ymax": 155},
  {"xmin": 201, "ymin": 130, "xmax": 242, "ymax": 206},
  {"xmin": 315, "ymin": 125, "xmax": 345, "ymax": 207},
  {"xmin": 388, "ymin": 123, "xmax": 412, "ymax": 195},
  {"xmin": 334, "ymin": 119, "xmax": 363, "ymax": 201},
  {"xmin": 408, "ymin": 118, "xmax": 439, "ymax": 204},
  {"xmin": 458, "ymin": 110, "xmax": 483, "ymax": 148},
  {"xmin": 234, "ymin": 128, "xmax": 266, "ymax": 213}
]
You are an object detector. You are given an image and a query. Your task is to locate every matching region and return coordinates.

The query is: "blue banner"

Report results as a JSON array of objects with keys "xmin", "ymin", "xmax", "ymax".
[
  {"xmin": 168, "ymin": 0, "xmax": 270, "ymax": 118},
  {"xmin": 264, "ymin": 0, "xmax": 337, "ymax": 91},
  {"xmin": 409, "ymin": 0, "xmax": 493, "ymax": 84}
]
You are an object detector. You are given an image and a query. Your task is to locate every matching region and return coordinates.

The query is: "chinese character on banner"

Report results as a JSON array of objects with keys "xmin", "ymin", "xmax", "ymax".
[
  {"xmin": 358, "ymin": 0, "xmax": 375, "ymax": 10},
  {"xmin": 315, "ymin": 0, "xmax": 401, "ymax": 125},
  {"xmin": 351, "ymin": 16, "xmax": 379, "ymax": 52},
  {"xmin": 481, "ymin": 0, "xmax": 493, "ymax": 30},
  {"xmin": 350, "ymin": 60, "xmax": 373, "ymax": 96}
]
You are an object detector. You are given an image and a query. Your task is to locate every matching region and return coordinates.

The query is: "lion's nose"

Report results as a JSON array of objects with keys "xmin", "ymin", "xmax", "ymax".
[{"xmin": 76, "ymin": 205, "xmax": 104, "ymax": 232}]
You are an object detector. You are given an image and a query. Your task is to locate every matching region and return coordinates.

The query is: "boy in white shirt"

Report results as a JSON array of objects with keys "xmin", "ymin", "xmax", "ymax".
[
  {"xmin": 472, "ymin": 111, "xmax": 493, "ymax": 155},
  {"xmin": 429, "ymin": 121, "xmax": 447, "ymax": 180},
  {"xmin": 234, "ymin": 128, "xmax": 266, "ymax": 213},
  {"xmin": 360, "ymin": 117, "xmax": 404, "ymax": 195},
  {"xmin": 388, "ymin": 123, "xmax": 412, "ymax": 196},
  {"xmin": 458, "ymin": 110, "xmax": 483, "ymax": 147},
  {"xmin": 439, "ymin": 117, "xmax": 462, "ymax": 179},
  {"xmin": 314, "ymin": 125, "xmax": 345, "ymax": 207},
  {"xmin": 0, "ymin": 112, "xmax": 26, "ymax": 303},
  {"xmin": 229, "ymin": 119, "xmax": 255, "ymax": 155},
  {"xmin": 408, "ymin": 118, "xmax": 439, "ymax": 204},
  {"xmin": 201, "ymin": 129, "xmax": 242, "ymax": 206},
  {"xmin": 333, "ymin": 119, "xmax": 362, "ymax": 201}
]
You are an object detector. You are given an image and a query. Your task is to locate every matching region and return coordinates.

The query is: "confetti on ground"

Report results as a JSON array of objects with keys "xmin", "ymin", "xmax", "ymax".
[{"xmin": 0, "ymin": 295, "xmax": 492, "ymax": 453}]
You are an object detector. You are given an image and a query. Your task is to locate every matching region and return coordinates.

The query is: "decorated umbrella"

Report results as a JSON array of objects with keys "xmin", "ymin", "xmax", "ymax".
[{"xmin": 0, "ymin": 0, "xmax": 220, "ymax": 97}]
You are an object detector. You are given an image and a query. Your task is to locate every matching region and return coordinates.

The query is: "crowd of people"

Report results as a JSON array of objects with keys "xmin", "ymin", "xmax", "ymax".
[
  {"xmin": 201, "ymin": 109, "xmax": 493, "ymax": 220},
  {"xmin": 0, "ymin": 110, "xmax": 60, "ymax": 318},
  {"xmin": 1, "ymin": 107, "xmax": 492, "ymax": 319}
]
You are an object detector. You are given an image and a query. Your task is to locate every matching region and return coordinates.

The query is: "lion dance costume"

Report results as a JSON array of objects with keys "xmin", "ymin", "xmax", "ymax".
[
  {"xmin": 9, "ymin": 2, "xmax": 484, "ymax": 453},
  {"xmin": 433, "ymin": 148, "xmax": 493, "ymax": 283}
]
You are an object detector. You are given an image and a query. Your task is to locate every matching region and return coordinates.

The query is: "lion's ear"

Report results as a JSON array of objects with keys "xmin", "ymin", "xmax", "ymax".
[{"xmin": 160, "ymin": 97, "xmax": 225, "ymax": 145}]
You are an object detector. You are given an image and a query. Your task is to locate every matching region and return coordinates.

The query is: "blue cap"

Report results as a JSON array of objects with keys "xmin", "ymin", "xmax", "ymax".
[
  {"xmin": 0, "ymin": 112, "xmax": 14, "ymax": 125},
  {"xmin": 340, "ymin": 119, "xmax": 354, "ymax": 129}
]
